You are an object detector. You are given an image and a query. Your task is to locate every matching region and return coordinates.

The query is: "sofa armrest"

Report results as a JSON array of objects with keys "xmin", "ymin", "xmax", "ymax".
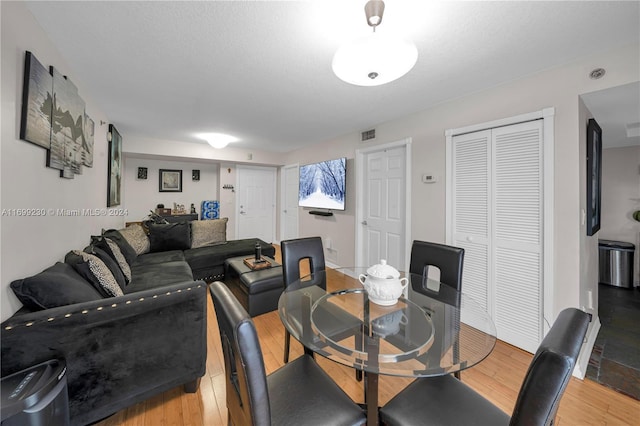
[{"xmin": 1, "ymin": 280, "xmax": 207, "ymax": 426}]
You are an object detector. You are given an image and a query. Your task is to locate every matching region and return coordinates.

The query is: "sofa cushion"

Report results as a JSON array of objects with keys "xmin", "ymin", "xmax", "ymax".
[
  {"xmin": 127, "ymin": 261, "xmax": 194, "ymax": 292},
  {"xmin": 10, "ymin": 262, "xmax": 102, "ymax": 310},
  {"xmin": 190, "ymin": 218, "xmax": 228, "ymax": 248},
  {"xmin": 184, "ymin": 238, "xmax": 275, "ymax": 273},
  {"xmin": 102, "ymin": 229, "xmax": 137, "ymax": 265},
  {"xmin": 118, "ymin": 223, "xmax": 150, "ymax": 255},
  {"xmin": 148, "ymin": 222, "xmax": 191, "ymax": 252},
  {"xmin": 86, "ymin": 246, "xmax": 127, "ymax": 291},
  {"xmin": 132, "ymin": 250, "xmax": 186, "ymax": 266},
  {"xmin": 65, "ymin": 250, "xmax": 124, "ymax": 297}
]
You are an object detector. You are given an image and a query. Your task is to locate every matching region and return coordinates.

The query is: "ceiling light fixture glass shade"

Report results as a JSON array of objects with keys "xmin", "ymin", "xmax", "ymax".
[
  {"xmin": 196, "ymin": 132, "xmax": 239, "ymax": 149},
  {"xmin": 332, "ymin": 0, "xmax": 417, "ymax": 86},
  {"xmin": 332, "ymin": 32, "xmax": 418, "ymax": 86}
]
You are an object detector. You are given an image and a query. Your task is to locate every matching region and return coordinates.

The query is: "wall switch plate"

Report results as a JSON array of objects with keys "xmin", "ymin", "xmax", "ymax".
[{"xmin": 422, "ymin": 174, "xmax": 438, "ymax": 183}]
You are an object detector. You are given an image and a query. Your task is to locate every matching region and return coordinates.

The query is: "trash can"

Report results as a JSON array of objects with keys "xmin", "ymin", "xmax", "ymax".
[
  {"xmin": 599, "ymin": 239, "xmax": 635, "ymax": 288},
  {"xmin": 1, "ymin": 359, "xmax": 69, "ymax": 426}
]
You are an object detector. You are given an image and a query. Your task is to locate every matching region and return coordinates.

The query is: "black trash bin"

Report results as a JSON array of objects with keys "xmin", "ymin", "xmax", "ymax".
[
  {"xmin": 599, "ymin": 239, "xmax": 635, "ymax": 288},
  {"xmin": 1, "ymin": 359, "xmax": 70, "ymax": 426}
]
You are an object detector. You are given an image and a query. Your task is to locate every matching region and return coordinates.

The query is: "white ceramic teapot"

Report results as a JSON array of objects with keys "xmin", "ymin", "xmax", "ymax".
[{"xmin": 359, "ymin": 260, "xmax": 408, "ymax": 306}]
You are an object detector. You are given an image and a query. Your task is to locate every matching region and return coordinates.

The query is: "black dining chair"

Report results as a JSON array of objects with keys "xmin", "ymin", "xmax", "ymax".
[
  {"xmin": 379, "ymin": 307, "xmax": 591, "ymax": 426},
  {"xmin": 209, "ymin": 281, "xmax": 366, "ymax": 426},
  {"xmin": 281, "ymin": 237, "xmax": 363, "ymax": 381},
  {"xmin": 281, "ymin": 236, "xmax": 327, "ymax": 363},
  {"xmin": 409, "ymin": 240, "xmax": 464, "ymax": 294},
  {"xmin": 410, "ymin": 240, "xmax": 465, "ymax": 378}
]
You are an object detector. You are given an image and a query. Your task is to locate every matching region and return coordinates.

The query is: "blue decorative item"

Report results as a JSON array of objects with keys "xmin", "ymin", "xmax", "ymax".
[{"xmin": 201, "ymin": 200, "xmax": 220, "ymax": 220}]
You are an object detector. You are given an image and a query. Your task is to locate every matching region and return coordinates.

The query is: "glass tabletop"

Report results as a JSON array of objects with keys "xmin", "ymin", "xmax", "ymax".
[{"xmin": 278, "ymin": 268, "xmax": 497, "ymax": 378}]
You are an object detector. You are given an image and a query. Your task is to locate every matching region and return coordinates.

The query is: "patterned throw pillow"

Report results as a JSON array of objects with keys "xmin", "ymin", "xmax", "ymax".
[
  {"xmin": 118, "ymin": 224, "xmax": 150, "ymax": 255},
  {"xmin": 105, "ymin": 238, "xmax": 132, "ymax": 283},
  {"xmin": 191, "ymin": 218, "xmax": 228, "ymax": 249},
  {"xmin": 66, "ymin": 250, "xmax": 124, "ymax": 297}
]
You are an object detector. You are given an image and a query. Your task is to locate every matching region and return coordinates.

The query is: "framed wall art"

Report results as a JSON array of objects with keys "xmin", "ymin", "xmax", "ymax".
[
  {"xmin": 107, "ymin": 124, "xmax": 122, "ymax": 207},
  {"xmin": 20, "ymin": 51, "xmax": 53, "ymax": 149},
  {"xmin": 159, "ymin": 169, "xmax": 182, "ymax": 192},
  {"xmin": 586, "ymin": 118, "xmax": 602, "ymax": 236},
  {"xmin": 192, "ymin": 169, "xmax": 200, "ymax": 181},
  {"xmin": 137, "ymin": 167, "xmax": 148, "ymax": 180}
]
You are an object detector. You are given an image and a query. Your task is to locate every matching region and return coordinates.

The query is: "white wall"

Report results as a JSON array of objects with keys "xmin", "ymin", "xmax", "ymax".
[
  {"xmin": 600, "ymin": 146, "xmax": 640, "ymax": 286},
  {"xmin": 1, "ymin": 2, "xmax": 124, "ymax": 320},
  {"xmin": 122, "ymin": 157, "xmax": 219, "ymax": 222},
  {"xmin": 285, "ymin": 43, "xmax": 640, "ymax": 322}
]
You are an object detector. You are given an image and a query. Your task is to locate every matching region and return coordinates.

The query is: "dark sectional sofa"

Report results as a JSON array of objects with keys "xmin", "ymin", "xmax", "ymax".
[{"xmin": 1, "ymin": 219, "xmax": 274, "ymax": 426}]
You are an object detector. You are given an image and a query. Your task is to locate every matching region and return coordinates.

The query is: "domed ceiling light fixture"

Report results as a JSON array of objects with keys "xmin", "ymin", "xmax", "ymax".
[
  {"xmin": 332, "ymin": 0, "xmax": 418, "ymax": 86},
  {"xmin": 196, "ymin": 132, "xmax": 239, "ymax": 149}
]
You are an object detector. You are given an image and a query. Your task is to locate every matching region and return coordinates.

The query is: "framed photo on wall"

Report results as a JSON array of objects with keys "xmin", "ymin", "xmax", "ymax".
[
  {"xmin": 159, "ymin": 169, "xmax": 182, "ymax": 192},
  {"xmin": 107, "ymin": 124, "xmax": 122, "ymax": 207},
  {"xmin": 586, "ymin": 118, "xmax": 602, "ymax": 236}
]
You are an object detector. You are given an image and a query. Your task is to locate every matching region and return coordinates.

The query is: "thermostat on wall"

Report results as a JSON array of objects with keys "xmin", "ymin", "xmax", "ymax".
[{"xmin": 422, "ymin": 174, "xmax": 438, "ymax": 183}]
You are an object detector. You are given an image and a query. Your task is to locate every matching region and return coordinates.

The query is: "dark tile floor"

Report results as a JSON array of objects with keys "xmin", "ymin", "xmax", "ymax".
[{"xmin": 586, "ymin": 284, "xmax": 640, "ymax": 400}]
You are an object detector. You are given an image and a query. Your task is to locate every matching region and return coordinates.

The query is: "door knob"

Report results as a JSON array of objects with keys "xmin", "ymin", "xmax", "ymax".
[{"xmin": 362, "ymin": 220, "xmax": 368, "ymax": 225}]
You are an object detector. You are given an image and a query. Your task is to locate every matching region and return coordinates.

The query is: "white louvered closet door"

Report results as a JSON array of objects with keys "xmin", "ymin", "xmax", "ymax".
[
  {"xmin": 452, "ymin": 130, "xmax": 491, "ymax": 312},
  {"xmin": 492, "ymin": 121, "xmax": 543, "ymax": 353},
  {"xmin": 452, "ymin": 120, "xmax": 543, "ymax": 353}
]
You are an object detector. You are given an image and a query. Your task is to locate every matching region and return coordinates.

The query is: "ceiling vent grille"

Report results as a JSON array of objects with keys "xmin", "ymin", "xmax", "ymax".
[{"xmin": 361, "ymin": 129, "xmax": 376, "ymax": 141}]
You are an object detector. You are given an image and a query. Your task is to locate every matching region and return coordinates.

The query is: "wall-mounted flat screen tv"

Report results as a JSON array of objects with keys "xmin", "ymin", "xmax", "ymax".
[{"xmin": 298, "ymin": 157, "xmax": 346, "ymax": 211}]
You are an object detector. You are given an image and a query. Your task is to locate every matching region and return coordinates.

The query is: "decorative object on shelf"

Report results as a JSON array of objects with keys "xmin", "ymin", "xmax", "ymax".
[
  {"xmin": 192, "ymin": 170, "xmax": 200, "ymax": 181},
  {"xmin": 586, "ymin": 118, "xmax": 602, "ymax": 236},
  {"xmin": 332, "ymin": 0, "xmax": 417, "ymax": 86},
  {"xmin": 20, "ymin": 51, "xmax": 94, "ymax": 178},
  {"xmin": 137, "ymin": 167, "xmax": 148, "ymax": 180},
  {"xmin": 359, "ymin": 259, "xmax": 408, "ymax": 306},
  {"xmin": 201, "ymin": 200, "xmax": 220, "ymax": 220},
  {"xmin": 159, "ymin": 169, "xmax": 182, "ymax": 192},
  {"xmin": 173, "ymin": 203, "xmax": 186, "ymax": 214},
  {"xmin": 190, "ymin": 203, "xmax": 197, "ymax": 214},
  {"xmin": 107, "ymin": 124, "xmax": 122, "ymax": 207}
]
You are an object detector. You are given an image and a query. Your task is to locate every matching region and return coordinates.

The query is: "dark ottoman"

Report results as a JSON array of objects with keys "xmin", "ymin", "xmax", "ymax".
[{"xmin": 224, "ymin": 256, "xmax": 284, "ymax": 317}]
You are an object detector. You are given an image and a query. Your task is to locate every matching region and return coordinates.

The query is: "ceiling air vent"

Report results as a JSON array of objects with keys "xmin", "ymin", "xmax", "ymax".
[{"xmin": 361, "ymin": 129, "xmax": 376, "ymax": 141}]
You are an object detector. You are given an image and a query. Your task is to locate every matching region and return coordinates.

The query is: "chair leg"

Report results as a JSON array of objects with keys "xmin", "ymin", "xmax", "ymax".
[
  {"xmin": 356, "ymin": 369, "xmax": 363, "ymax": 381},
  {"xmin": 454, "ymin": 371, "xmax": 461, "ymax": 379},
  {"xmin": 284, "ymin": 330, "xmax": 291, "ymax": 363}
]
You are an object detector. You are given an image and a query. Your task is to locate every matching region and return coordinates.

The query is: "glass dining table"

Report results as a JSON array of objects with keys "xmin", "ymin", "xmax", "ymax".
[{"xmin": 278, "ymin": 268, "xmax": 497, "ymax": 426}]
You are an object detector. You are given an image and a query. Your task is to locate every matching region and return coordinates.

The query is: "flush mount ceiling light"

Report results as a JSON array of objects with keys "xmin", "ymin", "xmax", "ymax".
[
  {"xmin": 196, "ymin": 132, "xmax": 239, "ymax": 149},
  {"xmin": 332, "ymin": 0, "xmax": 418, "ymax": 86}
]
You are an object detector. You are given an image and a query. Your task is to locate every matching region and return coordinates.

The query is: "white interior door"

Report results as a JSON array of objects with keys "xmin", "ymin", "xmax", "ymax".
[
  {"xmin": 357, "ymin": 143, "xmax": 409, "ymax": 271},
  {"xmin": 280, "ymin": 164, "xmax": 299, "ymax": 242},
  {"xmin": 236, "ymin": 166, "xmax": 276, "ymax": 242}
]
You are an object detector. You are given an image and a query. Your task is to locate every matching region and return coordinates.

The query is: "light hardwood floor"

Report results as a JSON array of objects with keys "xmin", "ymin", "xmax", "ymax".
[{"xmin": 97, "ymin": 246, "xmax": 639, "ymax": 425}]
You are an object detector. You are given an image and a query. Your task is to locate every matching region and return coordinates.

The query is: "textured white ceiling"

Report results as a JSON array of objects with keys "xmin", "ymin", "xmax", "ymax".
[{"xmin": 25, "ymin": 1, "xmax": 640, "ymax": 153}]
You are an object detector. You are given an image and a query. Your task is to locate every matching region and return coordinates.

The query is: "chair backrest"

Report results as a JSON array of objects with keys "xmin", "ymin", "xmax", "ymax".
[
  {"xmin": 209, "ymin": 281, "xmax": 271, "ymax": 426},
  {"xmin": 409, "ymin": 240, "xmax": 464, "ymax": 292},
  {"xmin": 509, "ymin": 308, "xmax": 591, "ymax": 426},
  {"xmin": 281, "ymin": 237, "xmax": 326, "ymax": 289}
]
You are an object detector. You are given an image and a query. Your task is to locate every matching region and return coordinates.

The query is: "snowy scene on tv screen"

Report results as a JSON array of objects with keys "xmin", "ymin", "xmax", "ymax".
[{"xmin": 299, "ymin": 158, "xmax": 346, "ymax": 210}]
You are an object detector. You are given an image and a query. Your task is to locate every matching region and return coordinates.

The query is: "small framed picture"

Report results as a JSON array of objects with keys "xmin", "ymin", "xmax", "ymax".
[
  {"xmin": 137, "ymin": 167, "xmax": 148, "ymax": 180},
  {"xmin": 159, "ymin": 169, "xmax": 182, "ymax": 192},
  {"xmin": 192, "ymin": 169, "xmax": 200, "ymax": 181}
]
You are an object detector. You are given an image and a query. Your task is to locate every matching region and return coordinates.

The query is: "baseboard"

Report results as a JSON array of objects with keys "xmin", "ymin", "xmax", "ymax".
[{"xmin": 573, "ymin": 314, "xmax": 601, "ymax": 379}]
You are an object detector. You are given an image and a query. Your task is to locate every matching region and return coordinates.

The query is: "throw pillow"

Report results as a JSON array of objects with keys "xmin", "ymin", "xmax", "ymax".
[
  {"xmin": 102, "ymin": 229, "xmax": 137, "ymax": 265},
  {"xmin": 85, "ymin": 246, "xmax": 127, "ymax": 291},
  {"xmin": 65, "ymin": 250, "xmax": 124, "ymax": 298},
  {"xmin": 90, "ymin": 236, "xmax": 132, "ymax": 284},
  {"xmin": 10, "ymin": 262, "xmax": 102, "ymax": 311},
  {"xmin": 190, "ymin": 218, "xmax": 228, "ymax": 248},
  {"xmin": 118, "ymin": 224, "xmax": 150, "ymax": 255},
  {"xmin": 148, "ymin": 222, "xmax": 191, "ymax": 252}
]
